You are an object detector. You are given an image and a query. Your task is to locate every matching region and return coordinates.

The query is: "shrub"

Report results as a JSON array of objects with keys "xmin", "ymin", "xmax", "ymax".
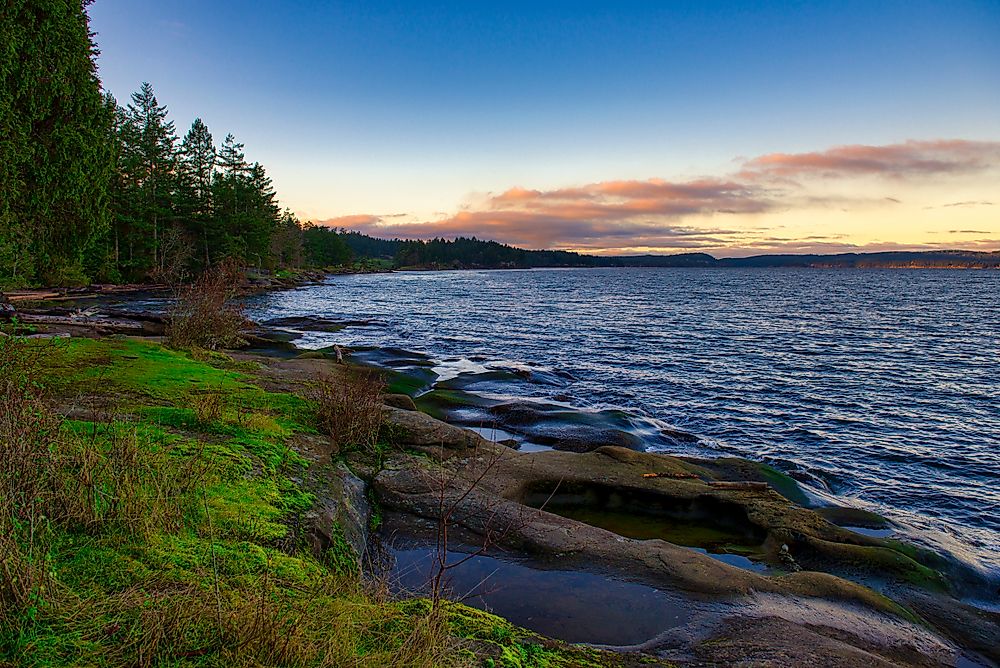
[
  {"xmin": 166, "ymin": 260, "xmax": 250, "ymax": 350},
  {"xmin": 314, "ymin": 368, "xmax": 386, "ymax": 455},
  {"xmin": 192, "ymin": 390, "xmax": 225, "ymax": 424}
]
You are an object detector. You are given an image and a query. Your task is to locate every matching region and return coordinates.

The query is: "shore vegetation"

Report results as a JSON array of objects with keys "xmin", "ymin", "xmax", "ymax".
[{"xmin": 0, "ymin": 333, "xmax": 622, "ymax": 667}]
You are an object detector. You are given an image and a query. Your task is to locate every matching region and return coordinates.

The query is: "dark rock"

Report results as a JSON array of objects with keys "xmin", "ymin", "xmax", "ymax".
[
  {"xmin": 384, "ymin": 393, "xmax": 418, "ymax": 411},
  {"xmin": 304, "ymin": 461, "xmax": 371, "ymax": 566},
  {"xmin": 263, "ymin": 315, "xmax": 351, "ymax": 332},
  {"xmin": 382, "ymin": 405, "xmax": 490, "ymax": 451}
]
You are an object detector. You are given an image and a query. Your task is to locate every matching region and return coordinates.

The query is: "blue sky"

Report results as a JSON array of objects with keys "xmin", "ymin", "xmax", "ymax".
[{"xmin": 90, "ymin": 1, "xmax": 1000, "ymax": 254}]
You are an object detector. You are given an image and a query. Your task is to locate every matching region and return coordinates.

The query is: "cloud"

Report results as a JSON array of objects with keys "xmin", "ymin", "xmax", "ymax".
[
  {"xmin": 939, "ymin": 200, "xmax": 994, "ymax": 208},
  {"xmin": 315, "ymin": 214, "xmax": 382, "ymax": 228},
  {"xmin": 739, "ymin": 140, "xmax": 1000, "ymax": 180},
  {"xmin": 318, "ymin": 138, "xmax": 1000, "ymax": 253}
]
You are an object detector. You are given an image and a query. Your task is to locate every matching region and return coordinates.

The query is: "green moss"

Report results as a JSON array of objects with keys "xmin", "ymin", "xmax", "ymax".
[
  {"xmin": 444, "ymin": 604, "xmax": 646, "ymax": 667},
  {"xmin": 366, "ymin": 488, "xmax": 383, "ymax": 531},
  {"xmin": 754, "ymin": 463, "xmax": 810, "ymax": 506},
  {"xmin": 816, "ymin": 506, "xmax": 889, "ymax": 528},
  {"xmin": 414, "ymin": 388, "xmax": 488, "ymax": 420},
  {"xmin": 805, "ymin": 537, "xmax": 949, "ymax": 592},
  {"xmin": 323, "ymin": 523, "xmax": 359, "ymax": 577}
]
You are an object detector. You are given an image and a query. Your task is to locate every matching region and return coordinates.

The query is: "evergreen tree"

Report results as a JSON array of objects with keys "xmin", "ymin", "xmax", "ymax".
[
  {"xmin": 212, "ymin": 133, "xmax": 279, "ymax": 265},
  {"xmin": 271, "ymin": 211, "xmax": 304, "ymax": 268},
  {"xmin": 178, "ymin": 118, "xmax": 216, "ymax": 267},
  {"xmin": 122, "ymin": 82, "xmax": 178, "ymax": 275},
  {"xmin": 245, "ymin": 162, "xmax": 280, "ymax": 267},
  {"xmin": 303, "ymin": 224, "xmax": 352, "ymax": 266},
  {"xmin": 0, "ymin": 0, "xmax": 113, "ymax": 285}
]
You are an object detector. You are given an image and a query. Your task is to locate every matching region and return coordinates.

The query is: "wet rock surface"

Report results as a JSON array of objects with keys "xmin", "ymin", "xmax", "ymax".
[
  {"xmin": 262, "ymin": 315, "xmax": 382, "ymax": 332},
  {"xmin": 369, "ymin": 402, "xmax": 997, "ymax": 666}
]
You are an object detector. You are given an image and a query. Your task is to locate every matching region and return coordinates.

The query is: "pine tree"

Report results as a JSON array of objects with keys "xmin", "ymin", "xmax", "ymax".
[
  {"xmin": 271, "ymin": 211, "xmax": 304, "ymax": 268},
  {"xmin": 0, "ymin": 0, "xmax": 113, "ymax": 285},
  {"xmin": 212, "ymin": 133, "xmax": 250, "ymax": 260},
  {"xmin": 245, "ymin": 162, "xmax": 280, "ymax": 267},
  {"xmin": 123, "ymin": 81, "xmax": 178, "ymax": 275},
  {"xmin": 179, "ymin": 118, "xmax": 216, "ymax": 267}
]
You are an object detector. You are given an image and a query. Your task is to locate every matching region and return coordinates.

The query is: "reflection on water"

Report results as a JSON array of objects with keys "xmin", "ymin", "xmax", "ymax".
[{"xmin": 386, "ymin": 542, "xmax": 695, "ymax": 645}]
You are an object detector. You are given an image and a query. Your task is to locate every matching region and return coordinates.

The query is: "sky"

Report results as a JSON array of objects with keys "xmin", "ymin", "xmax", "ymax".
[{"xmin": 89, "ymin": 1, "xmax": 1000, "ymax": 256}]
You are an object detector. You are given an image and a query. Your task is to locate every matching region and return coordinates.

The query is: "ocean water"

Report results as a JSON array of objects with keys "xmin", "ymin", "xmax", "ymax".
[{"xmin": 246, "ymin": 268, "xmax": 1000, "ymax": 577}]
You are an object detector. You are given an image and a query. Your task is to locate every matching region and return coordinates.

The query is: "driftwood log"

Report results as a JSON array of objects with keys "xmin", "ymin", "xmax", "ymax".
[
  {"xmin": 0, "ymin": 310, "xmax": 166, "ymax": 336},
  {"xmin": 4, "ymin": 284, "xmax": 168, "ymax": 303}
]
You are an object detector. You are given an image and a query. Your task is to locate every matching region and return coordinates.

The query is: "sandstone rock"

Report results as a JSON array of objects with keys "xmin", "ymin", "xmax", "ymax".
[
  {"xmin": 303, "ymin": 460, "xmax": 371, "ymax": 567},
  {"xmin": 383, "ymin": 393, "xmax": 418, "ymax": 411},
  {"xmin": 382, "ymin": 405, "xmax": 491, "ymax": 451}
]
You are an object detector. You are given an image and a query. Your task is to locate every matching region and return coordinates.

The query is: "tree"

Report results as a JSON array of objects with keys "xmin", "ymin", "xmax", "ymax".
[
  {"xmin": 122, "ymin": 81, "xmax": 178, "ymax": 275},
  {"xmin": 210, "ymin": 135, "xmax": 280, "ymax": 267},
  {"xmin": 244, "ymin": 162, "xmax": 280, "ymax": 267},
  {"xmin": 303, "ymin": 225, "xmax": 352, "ymax": 267},
  {"xmin": 178, "ymin": 118, "xmax": 216, "ymax": 267},
  {"xmin": 0, "ymin": 0, "xmax": 113, "ymax": 285},
  {"xmin": 271, "ymin": 211, "xmax": 304, "ymax": 268}
]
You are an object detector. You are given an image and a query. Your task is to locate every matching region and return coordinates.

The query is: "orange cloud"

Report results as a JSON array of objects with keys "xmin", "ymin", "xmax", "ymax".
[
  {"xmin": 315, "ymin": 214, "xmax": 382, "ymax": 227},
  {"xmin": 740, "ymin": 139, "xmax": 1000, "ymax": 180},
  {"xmin": 315, "ymin": 138, "xmax": 1000, "ymax": 253}
]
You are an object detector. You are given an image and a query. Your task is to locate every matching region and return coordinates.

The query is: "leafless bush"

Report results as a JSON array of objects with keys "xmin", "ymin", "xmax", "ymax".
[
  {"xmin": 421, "ymin": 443, "xmax": 557, "ymax": 612},
  {"xmin": 151, "ymin": 225, "xmax": 196, "ymax": 287},
  {"xmin": 192, "ymin": 391, "xmax": 225, "ymax": 424},
  {"xmin": 314, "ymin": 368, "xmax": 386, "ymax": 455},
  {"xmin": 167, "ymin": 260, "xmax": 250, "ymax": 350}
]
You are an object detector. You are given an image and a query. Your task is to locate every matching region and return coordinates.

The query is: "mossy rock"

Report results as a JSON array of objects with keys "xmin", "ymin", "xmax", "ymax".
[
  {"xmin": 815, "ymin": 506, "xmax": 890, "ymax": 529},
  {"xmin": 295, "ymin": 349, "xmax": 329, "ymax": 360}
]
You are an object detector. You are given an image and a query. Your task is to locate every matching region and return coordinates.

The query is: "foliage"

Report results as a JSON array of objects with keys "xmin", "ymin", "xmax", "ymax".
[
  {"xmin": 0, "ymin": 337, "xmax": 468, "ymax": 667},
  {"xmin": 0, "ymin": 0, "xmax": 113, "ymax": 286},
  {"xmin": 302, "ymin": 223, "xmax": 353, "ymax": 267},
  {"xmin": 166, "ymin": 260, "xmax": 250, "ymax": 350},
  {"xmin": 314, "ymin": 368, "xmax": 386, "ymax": 456},
  {"xmin": 394, "ymin": 236, "xmax": 596, "ymax": 269}
]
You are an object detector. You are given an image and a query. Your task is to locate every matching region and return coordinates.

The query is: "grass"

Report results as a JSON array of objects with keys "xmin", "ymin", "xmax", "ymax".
[
  {"xmin": 0, "ymin": 336, "xmax": 453, "ymax": 666},
  {"xmin": 1, "ymin": 336, "xmax": 637, "ymax": 667}
]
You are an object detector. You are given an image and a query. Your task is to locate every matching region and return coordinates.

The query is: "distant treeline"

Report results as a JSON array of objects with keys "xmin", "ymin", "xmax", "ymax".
[
  {"xmin": 340, "ymin": 233, "xmax": 1000, "ymax": 270},
  {"xmin": 1, "ymin": 3, "xmax": 349, "ymax": 287}
]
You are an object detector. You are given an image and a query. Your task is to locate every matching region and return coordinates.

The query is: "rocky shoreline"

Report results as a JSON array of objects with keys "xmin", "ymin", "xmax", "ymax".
[
  {"xmin": 241, "ymin": 345, "xmax": 1000, "ymax": 666},
  {"xmin": 4, "ymin": 293, "xmax": 998, "ymax": 667}
]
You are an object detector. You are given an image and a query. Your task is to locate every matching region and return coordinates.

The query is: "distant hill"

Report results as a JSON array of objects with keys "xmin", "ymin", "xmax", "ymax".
[{"xmin": 338, "ymin": 231, "xmax": 999, "ymax": 270}]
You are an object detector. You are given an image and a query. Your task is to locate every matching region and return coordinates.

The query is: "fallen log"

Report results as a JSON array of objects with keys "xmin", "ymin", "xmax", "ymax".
[
  {"xmin": 7, "ymin": 292, "xmax": 63, "ymax": 303},
  {"xmin": 0, "ymin": 312, "xmax": 164, "ymax": 335},
  {"xmin": 642, "ymin": 472, "xmax": 700, "ymax": 479}
]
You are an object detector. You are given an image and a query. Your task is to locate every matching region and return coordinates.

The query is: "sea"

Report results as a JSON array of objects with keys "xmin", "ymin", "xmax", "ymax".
[{"xmin": 246, "ymin": 267, "xmax": 1000, "ymax": 581}]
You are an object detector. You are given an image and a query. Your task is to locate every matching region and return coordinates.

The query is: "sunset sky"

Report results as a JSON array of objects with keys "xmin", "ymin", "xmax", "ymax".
[{"xmin": 90, "ymin": 1, "xmax": 1000, "ymax": 256}]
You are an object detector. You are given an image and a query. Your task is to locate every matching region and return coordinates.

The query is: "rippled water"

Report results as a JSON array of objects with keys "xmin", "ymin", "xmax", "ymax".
[{"xmin": 247, "ymin": 268, "xmax": 1000, "ymax": 576}]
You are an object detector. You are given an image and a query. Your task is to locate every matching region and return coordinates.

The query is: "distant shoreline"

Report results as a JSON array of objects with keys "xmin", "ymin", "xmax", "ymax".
[
  {"xmin": 4, "ymin": 249, "xmax": 997, "ymax": 298},
  {"xmin": 395, "ymin": 261, "xmax": 1000, "ymax": 272}
]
